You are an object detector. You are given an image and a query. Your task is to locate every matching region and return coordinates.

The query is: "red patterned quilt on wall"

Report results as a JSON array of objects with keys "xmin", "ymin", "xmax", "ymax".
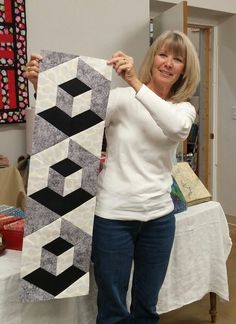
[{"xmin": 0, "ymin": 0, "xmax": 28, "ymax": 124}]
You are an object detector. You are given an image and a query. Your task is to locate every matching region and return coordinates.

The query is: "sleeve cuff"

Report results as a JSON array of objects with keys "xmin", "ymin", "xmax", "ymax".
[{"xmin": 135, "ymin": 83, "xmax": 147, "ymax": 99}]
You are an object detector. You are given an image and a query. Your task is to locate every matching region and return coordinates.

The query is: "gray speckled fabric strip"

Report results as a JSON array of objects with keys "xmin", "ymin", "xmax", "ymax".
[
  {"xmin": 20, "ymin": 280, "xmax": 54, "ymax": 303},
  {"xmin": 41, "ymin": 249, "xmax": 57, "ymax": 275},
  {"xmin": 24, "ymin": 197, "xmax": 60, "ymax": 236},
  {"xmin": 61, "ymin": 219, "xmax": 92, "ymax": 273},
  {"xmin": 77, "ymin": 58, "xmax": 110, "ymax": 119},
  {"xmin": 81, "ymin": 162, "xmax": 100, "ymax": 196},
  {"xmin": 56, "ymin": 87, "xmax": 74, "ymax": 117},
  {"xmin": 48, "ymin": 168, "xmax": 65, "ymax": 196},
  {"xmin": 32, "ymin": 115, "xmax": 67, "ymax": 155},
  {"xmin": 68, "ymin": 139, "xmax": 98, "ymax": 168},
  {"xmin": 40, "ymin": 50, "xmax": 78, "ymax": 72}
]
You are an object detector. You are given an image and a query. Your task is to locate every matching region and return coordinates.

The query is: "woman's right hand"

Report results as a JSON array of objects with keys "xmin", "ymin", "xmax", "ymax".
[
  {"xmin": 25, "ymin": 53, "xmax": 43, "ymax": 92},
  {"xmin": 107, "ymin": 51, "xmax": 142, "ymax": 93}
]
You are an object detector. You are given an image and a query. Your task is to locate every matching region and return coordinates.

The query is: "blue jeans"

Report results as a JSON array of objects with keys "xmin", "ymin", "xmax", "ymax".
[{"xmin": 92, "ymin": 211, "xmax": 176, "ymax": 324}]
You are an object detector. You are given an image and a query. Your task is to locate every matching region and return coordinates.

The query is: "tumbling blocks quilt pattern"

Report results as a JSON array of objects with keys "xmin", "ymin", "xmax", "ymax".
[
  {"xmin": 20, "ymin": 50, "xmax": 112, "ymax": 302},
  {"xmin": 0, "ymin": 0, "xmax": 28, "ymax": 123}
]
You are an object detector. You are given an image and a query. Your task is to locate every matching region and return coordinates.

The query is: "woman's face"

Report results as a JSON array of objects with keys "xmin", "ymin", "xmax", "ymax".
[{"xmin": 151, "ymin": 46, "xmax": 185, "ymax": 90}]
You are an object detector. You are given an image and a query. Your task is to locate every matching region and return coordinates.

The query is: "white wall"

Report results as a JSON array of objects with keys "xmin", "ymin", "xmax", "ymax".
[
  {"xmin": 217, "ymin": 15, "xmax": 236, "ymax": 216},
  {"xmin": 0, "ymin": 0, "xmax": 149, "ymax": 165},
  {"xmin": 0, "ymin": 124, "xmax": 26, "ymax": 164},
  {"xmin": 154, "ymin": 0, "xmax": 236, "ymax": 14},
  {"xmin": 26, "ymin": 0, "xmax": 149, "ymax": 92}
]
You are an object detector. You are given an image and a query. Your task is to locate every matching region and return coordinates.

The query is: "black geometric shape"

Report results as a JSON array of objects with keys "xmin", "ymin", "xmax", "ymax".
[
  {"xmin": 23, "ymin": 266, "xmax": 86, "ymax": 296},
  {"xmin": 38, "ymin": 106, "xmax": 103, "ymax": 137},
  {"xmin": 59, "ymin": 78, "xmax": 91, "ymax": 97},
  {"xmin": 29, "ymin": 187, "xmax": 93, "ymax": 216},
  {"xmin": 51, "ymin": 158, "xmax": 81, "ymax": 177},
  {"xmin": 42, "ymin": 237, "xmax": 73, "ymax": 256}
]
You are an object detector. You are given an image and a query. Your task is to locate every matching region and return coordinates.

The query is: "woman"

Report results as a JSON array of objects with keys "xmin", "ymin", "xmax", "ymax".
[{"xmin": 26, "ymin": 30, "xmax": 200, "ymax": 324}]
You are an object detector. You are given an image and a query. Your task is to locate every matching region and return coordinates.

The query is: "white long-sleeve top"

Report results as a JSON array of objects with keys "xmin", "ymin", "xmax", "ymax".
[{"xmin": 95, "ymin": 84, "xmax": 196, "ymax": 221}]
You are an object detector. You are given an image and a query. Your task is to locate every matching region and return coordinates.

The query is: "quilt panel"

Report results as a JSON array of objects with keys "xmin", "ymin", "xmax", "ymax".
[
  {"xmin": 0, "ymin": 0, "xmax": 28, "ymax": 123},
  {"xmin": 20, "ymin": 50, "xmax": 112, "ymax": 302}
]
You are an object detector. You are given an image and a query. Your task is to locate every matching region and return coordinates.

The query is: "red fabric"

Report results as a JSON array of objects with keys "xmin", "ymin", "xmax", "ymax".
[
  {"xmin": 0, "ymin": 216, "xmax": 24, "ymax": 250},
  {"xmin": 0, "ymin": 49, "xmax": 14, "ymax": 59},
  {"xmin": 7, "ymin": 69, "xmax": 17, "ymax": 108},
  {"xmin": 0, "ymin": 34, "xmax": 13, "ymax": 43},
  {"xmin": 4, "ymin": 0, "xmax": 13, "ymax": 23},
  {"xmin": 0, "ymin": 229, "xmax": 23, "ymax": 250},
  {"xmin": 0, "ymin": 215, "xmax": 22, "ymax": 229},
  {"xmin": 0, "ymin": 74, "xmax": 3, "ymax": 109},
  {"xmin": 4, "ymin": 218, "xmax": 25, "ymax": 231}
]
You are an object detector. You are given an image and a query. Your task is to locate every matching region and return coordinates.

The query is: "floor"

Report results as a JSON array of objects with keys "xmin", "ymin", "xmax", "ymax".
[{"xmin": 160, "ymin": 216, "xmax": 236, "ymax": 324}]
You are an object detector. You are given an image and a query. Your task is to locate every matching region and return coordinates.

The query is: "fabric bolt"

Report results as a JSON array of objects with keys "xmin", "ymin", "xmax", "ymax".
[
  {"xmin": 0, "ymin": 215, "xmax": 22, "ymax": 229},
  {"xmin": 20, "ymin": 50, "xmax": 112, "ymax": 302},
  {"xmin": 0, "ymin": 206, "xmax": 25, "ymax": 217},
  {"xmin": 3, "ymin": 218, "xmax": 24, "ymax": 231},
  {"xmin": 172, "ymin": 162, "xmax": 211, "ymax": 206},
  {"xmin": 0, "ymin": 0, "xmax": 28, "ymax": 124},
  {"xmin": 170, "ymin": 177, "xmax": 187, "ymax": 214},
  {"xmin": 0, "ymin": 205, "xmax": 11, "ymax": 212}
]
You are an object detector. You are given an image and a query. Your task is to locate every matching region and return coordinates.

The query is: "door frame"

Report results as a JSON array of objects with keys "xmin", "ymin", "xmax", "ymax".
[
  {"xmin": 150, "ymin": 2, "xmax": 218, "ymax": 198},
  {"xmin": 211, "ymin": 26, "xmax": 218, "ymax": 201},
  {"xmin": 188, "ymin": 24, "xmax": 218, "ymax": 198}
]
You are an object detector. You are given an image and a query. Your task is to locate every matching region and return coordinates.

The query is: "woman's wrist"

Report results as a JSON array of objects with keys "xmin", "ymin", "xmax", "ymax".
[{"xmin": 129, "ymin": 78, "xmax": 142, "ymax": 93}]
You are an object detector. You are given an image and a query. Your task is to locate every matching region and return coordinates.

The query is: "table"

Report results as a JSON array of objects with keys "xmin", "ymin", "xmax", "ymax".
[{"xmin": 0, "ymin": 201, "xmax": 232, "ymax": 324}]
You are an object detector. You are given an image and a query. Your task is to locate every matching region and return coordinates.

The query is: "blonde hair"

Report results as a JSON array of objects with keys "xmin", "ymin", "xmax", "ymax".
[{"xmin": 139, "ymin": 30, "xmax": 200, "ymax": 103}]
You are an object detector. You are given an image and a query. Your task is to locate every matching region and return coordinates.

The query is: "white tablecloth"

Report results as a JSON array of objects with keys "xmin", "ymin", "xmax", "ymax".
[
  {"xmin": 0, "ymin": 201, "xmax": 232, "ymax": 324},
  {"xmin": 157, "ymin": 201, "xmax": 232, "ymax": 313}
]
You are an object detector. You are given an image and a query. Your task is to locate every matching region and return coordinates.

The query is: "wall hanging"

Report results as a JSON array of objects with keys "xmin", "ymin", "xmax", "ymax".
[
  {"xmin": 20, "ymin": 50, "xmax": 112, "ymax": 302},
  {"xmin": 0, "ymin": 0, "xmax": 28, "ymax": 124}
]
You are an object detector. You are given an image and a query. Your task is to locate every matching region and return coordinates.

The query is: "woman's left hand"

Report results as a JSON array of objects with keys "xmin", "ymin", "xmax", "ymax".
[{"xmin": 107, "ymin": 51, "xmax": 142, "ymax": 92}]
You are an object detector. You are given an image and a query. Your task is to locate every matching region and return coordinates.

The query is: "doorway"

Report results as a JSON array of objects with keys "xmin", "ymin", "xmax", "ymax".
[{"xmin": 187, "ymin": 25, "xmax": 213, "ymax": 191}]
